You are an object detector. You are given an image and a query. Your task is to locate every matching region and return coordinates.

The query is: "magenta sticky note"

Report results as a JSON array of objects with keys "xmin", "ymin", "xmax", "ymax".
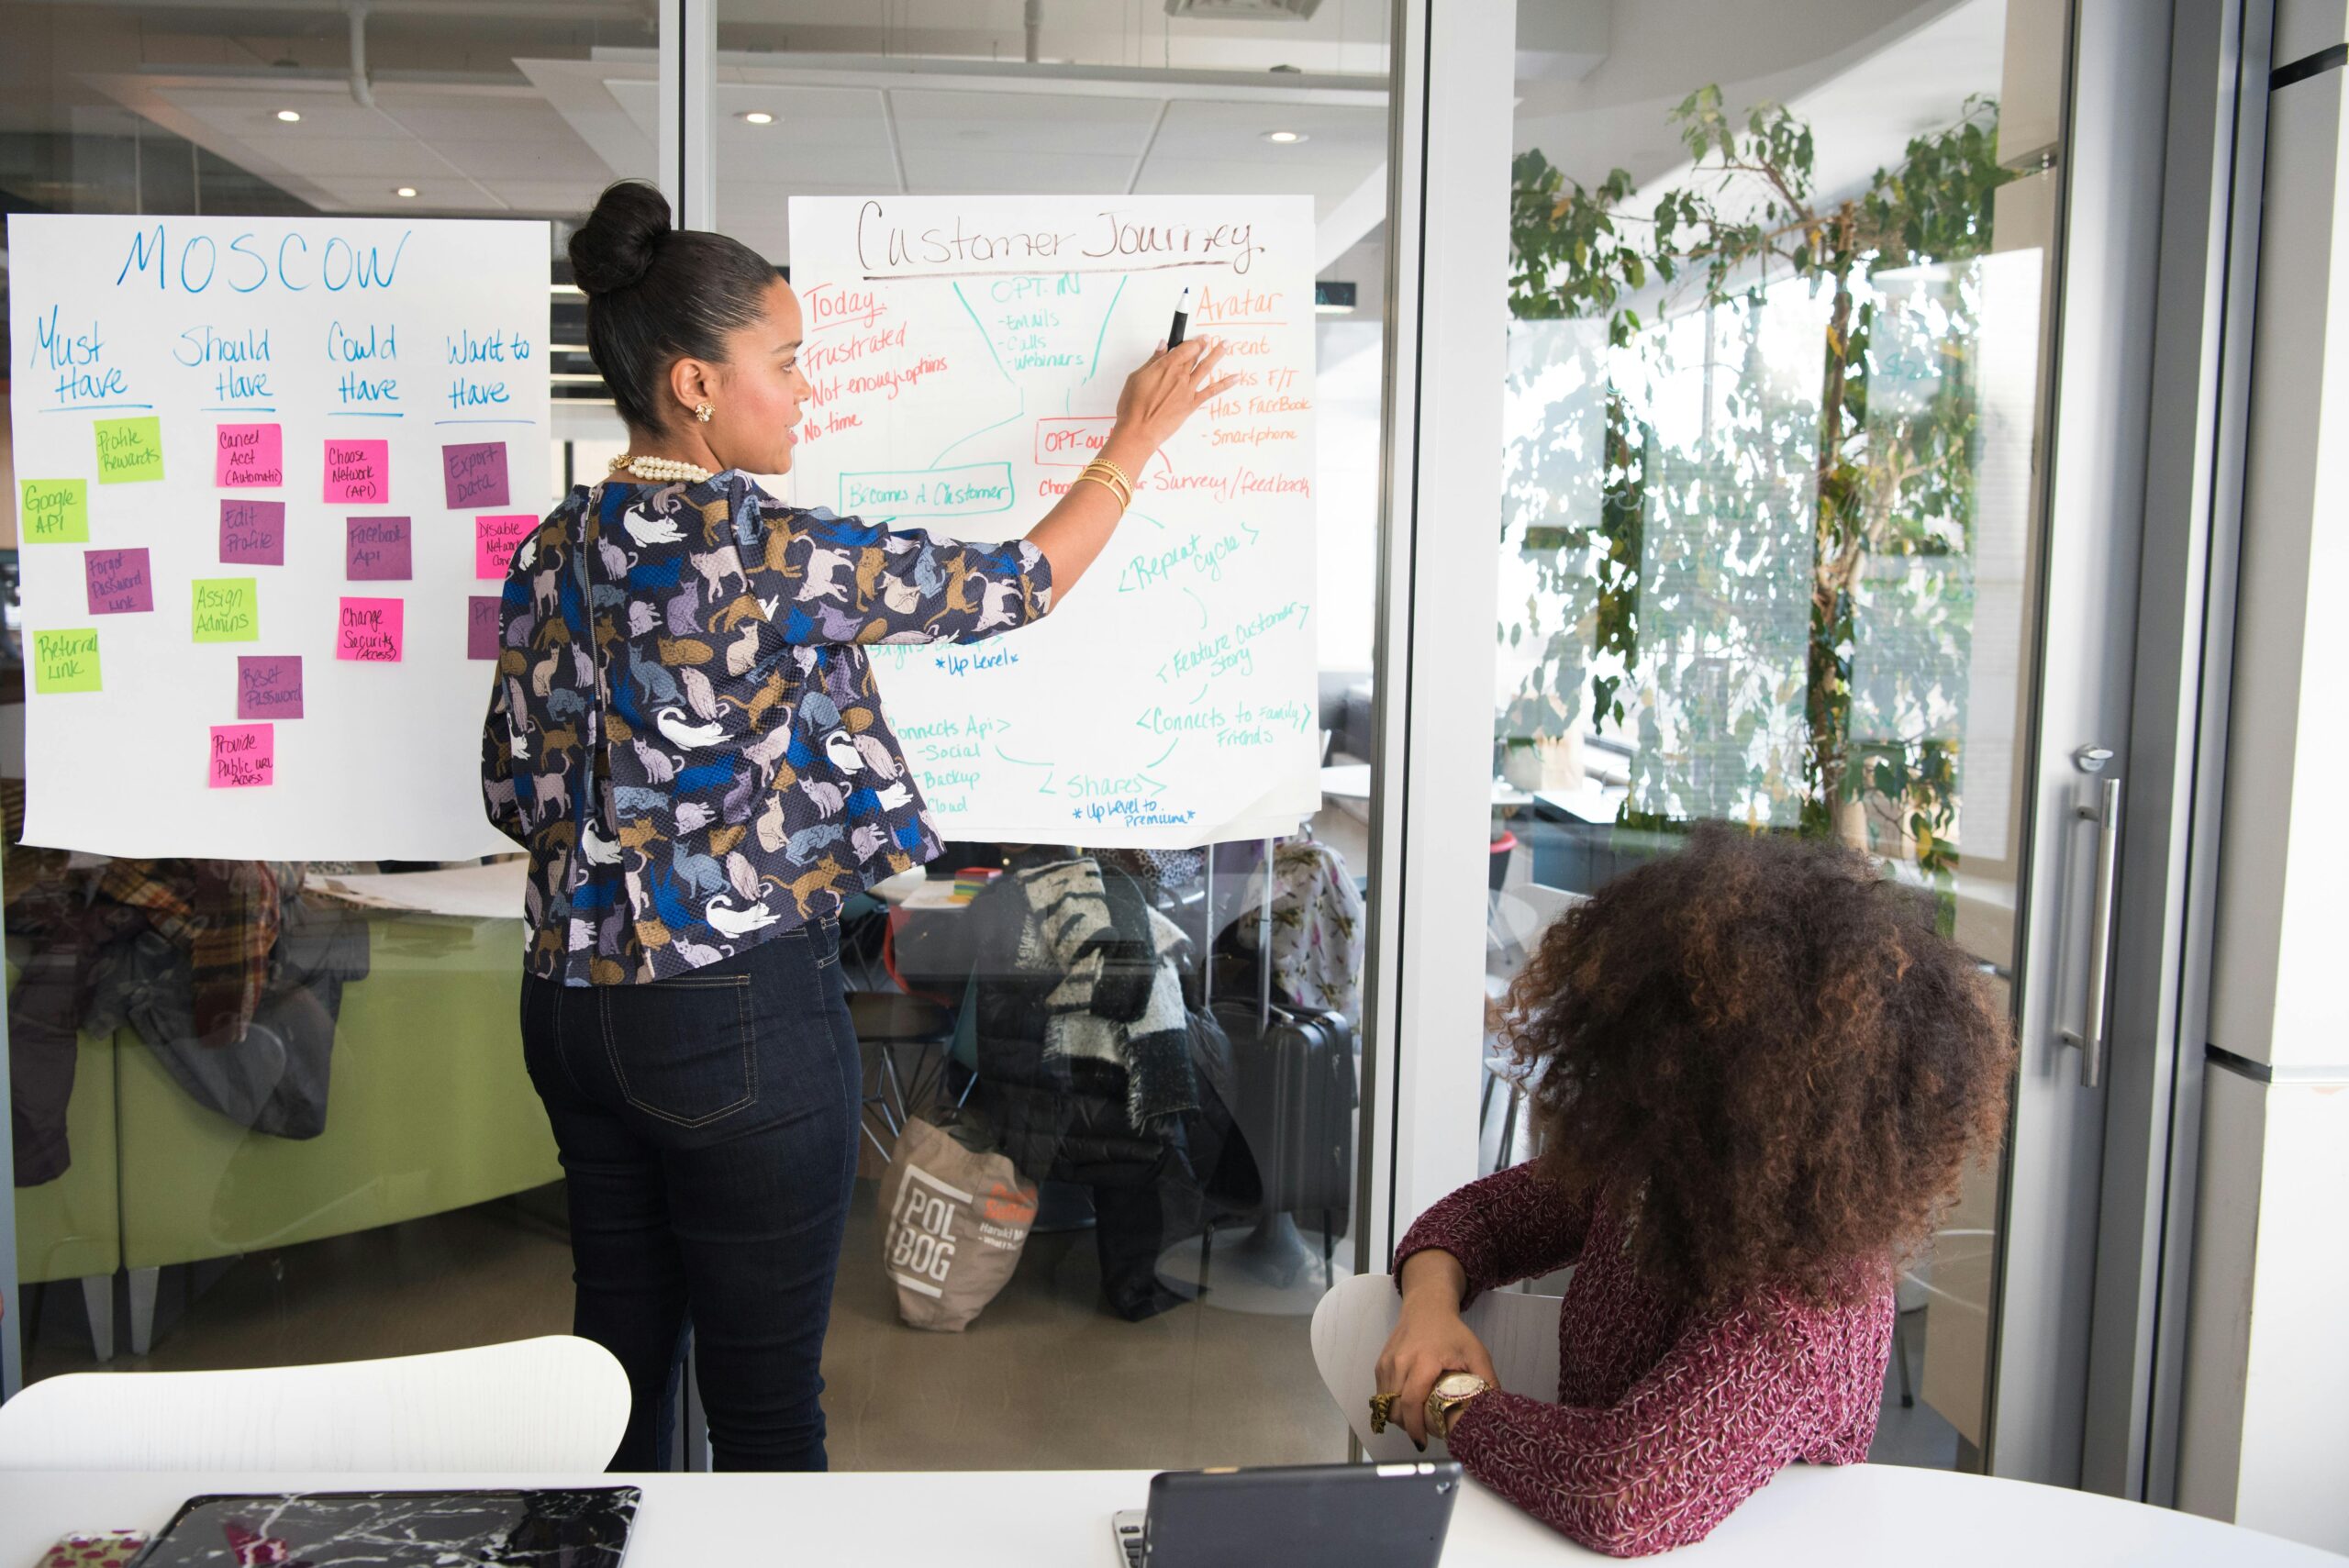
[
  {"xmin": 219, "ymin": 498, "xmax": 286, "ymax": 566},
  {"xmin": 208, "ymin": 724, "xmax": 274, "ymax": 788},
  {"xmin": 443, "ymin": 441, "xmax": 511, "ymax": 509},
  {"xmin": 336, "ymin": 595, "xmax": 404, "ymax": 662},
  {"xmin": 323, "ymin": 439, "xmax": 390, "ymax": 505},
  {"xmin": 468, "ymin": 595, "xmax": 503, "ymax": 661},
  {"xmin": 475, "ymin": 513, "xmax": 538, "ymax": 579},
  {"xmin": 84, "ymin": 548, "xmax": 154, "ymax": 615},
  {"xmin": 215, "ymin": 423, "xmax": 284, "ymax": 488},
  {"xmin": 237, "ymin": 655, "xmax": 304, "ymax": 720},
  {"xmin": 346, "ymin": 516, "xmax": 412, "ymax": 581}
]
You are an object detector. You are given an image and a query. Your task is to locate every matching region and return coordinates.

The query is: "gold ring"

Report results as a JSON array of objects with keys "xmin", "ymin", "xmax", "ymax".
[{"xmin": 1367, "ymin": 1392, "xmax": 1398, "ymax": 1434}]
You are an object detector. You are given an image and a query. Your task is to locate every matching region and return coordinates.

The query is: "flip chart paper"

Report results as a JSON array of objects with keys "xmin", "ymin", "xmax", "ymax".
[
  {"xmin": 192, "ymin": 577, "xmax": 259, "ymax": 642},
  {"xmin": 238, "ymin": 655, "xmax": 305, "ymax": 720},
  {"xmin": 346, "ymin": 516, "xmax": 413, "ymax": 581},
  {"xmin": 215, "ymin": 423, "xmax": 284, "ymax": 488},
  {"xmin": 442, "ymin": 441, "xmax": 510, "ymax": 508},
  {"xmin": 323, "ymin": 439, "xmax": 390, "ymax": 504},
  {"xmin": 21, "ymin": 480, "xmax": 88, "ymax": 543},
  {"xmin": 6, "ymin": 212, "xmax": 550, "ymax": 858},
  {"xmin": 219, "ymin": 499, "xmax": 286, "ymax": 565},
  {"xmin": 336, "ymin": 595, "xmax": 404, "ymax": 662},
  {"xmin": 31, "ymin": 629, "xmax": 101, "ymax": 694},
  {"xmin": 84, "ymin": 547, "xmax": 154, "ymax": 615},
  {"xmin": 467, "ymin": 595, "xmax": 502, "ymax": 661},
  {"xmin": 208, "ymin": 723, "xmax": 274, "ymax": 788},
  {"xmin": 785, "ymin": 195, "xmax": 1321, "ymax": 848},
  {"xmin": 95, "ymin": 417, "xmax": 164, "ymax": 484},
  {"xmin": 474, "ymin": 513, "xmax": 536, "ymax": 579}
]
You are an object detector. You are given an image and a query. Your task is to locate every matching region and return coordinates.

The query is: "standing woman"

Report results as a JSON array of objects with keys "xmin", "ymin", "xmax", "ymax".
[{"xmin": 483, "ymin": 180, "xmax": 1233, "ymax": 1471}]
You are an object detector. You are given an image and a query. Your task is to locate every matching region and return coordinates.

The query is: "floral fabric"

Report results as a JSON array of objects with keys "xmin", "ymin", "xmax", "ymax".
[{"xmin": 482, "ymin": 471, "xmax": 1052, "ymax": 984}]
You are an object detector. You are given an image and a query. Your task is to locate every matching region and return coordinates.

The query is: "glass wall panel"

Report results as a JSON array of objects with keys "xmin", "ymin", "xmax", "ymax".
[
  {"xmin": 701, "ymin": 0, "xmax": 1393, "ymax": 1471},
  {"xmin": 3, "ymin": 1, "xmax": 647, "ymax": 1383},
  {"xmin": 1487, "ymin": 0, "xmax": 2064, "ymax": 1472}
]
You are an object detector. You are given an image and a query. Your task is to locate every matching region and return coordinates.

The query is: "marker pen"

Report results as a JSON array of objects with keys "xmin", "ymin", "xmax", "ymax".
[{"xmin": 1167, "ymin": 286, "xmax": 1192, "ymax": 349}]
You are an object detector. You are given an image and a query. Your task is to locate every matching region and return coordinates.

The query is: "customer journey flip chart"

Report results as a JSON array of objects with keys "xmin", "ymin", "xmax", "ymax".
[
  {"xmin": 786, "ymin": 195, "xmax": 1322, "ymax": 849},
  {"xmin": 7, "ymin": 214, "xmax": 549, "ymax": 860}
]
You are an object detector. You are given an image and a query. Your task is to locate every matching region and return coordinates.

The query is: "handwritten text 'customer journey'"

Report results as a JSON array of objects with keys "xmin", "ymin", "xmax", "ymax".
[
  {"xmin": 6, "ymin": 214, "xmax": 550, "ymax": 860},
  {"xmin": 786, "ymin": 195, "xmax": 1323, "ymax": 848}
]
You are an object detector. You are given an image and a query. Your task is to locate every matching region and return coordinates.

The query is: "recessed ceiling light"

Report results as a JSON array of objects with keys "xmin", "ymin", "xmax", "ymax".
[
  {"xmin": 739, "ymin": 110, "xmax": 775, "ymax": 125},
  {"xmin": 275, "ymin": 109, "xmax": 303, "ymax": 123},
  {"xmin": 393, "ymin": 185, "xmax": 417, "ymax": 198},
  {"xmin": 1264, "ymin": 129, "xmax": 1306, "ymax": 144}
]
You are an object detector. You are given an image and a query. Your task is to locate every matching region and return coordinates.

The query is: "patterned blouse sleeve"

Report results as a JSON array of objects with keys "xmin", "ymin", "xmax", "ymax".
[
  {"xmin": 746, "ymin": 493, "xmax": 1053, "ymax": 647},
  {"xmin": 1394, "ymin": 1161, "xmax": 1597, "ymax": 1306},
  {"xmin": 1442, "ymin": 1291, "xmax": 1879, "ymax": 1558},
  {"xmin": 480, "ymin": 642, "xmax": 527, "ymax": 847}
]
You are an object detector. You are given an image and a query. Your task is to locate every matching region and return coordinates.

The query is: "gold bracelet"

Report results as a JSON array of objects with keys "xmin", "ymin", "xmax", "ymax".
[
  {"xmin": 1075, "ymin": 470, "xmax": 1129, "ymax": 509},
  {"xmin": 1083, "ymin": 455, "xmax": 1135, "ymax": 504},
  {"xmin": 1077, "ymin": 463, "xmax": 1131, "ymax": 508}
]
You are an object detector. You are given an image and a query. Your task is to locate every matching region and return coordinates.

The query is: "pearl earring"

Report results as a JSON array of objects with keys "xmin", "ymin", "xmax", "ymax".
[{"xmin": 694, "ymin": 402, "xmax": 714, "ymax": 423}]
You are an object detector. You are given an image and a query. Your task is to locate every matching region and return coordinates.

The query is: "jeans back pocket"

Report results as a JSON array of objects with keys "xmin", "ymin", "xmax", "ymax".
[{"xmin": 598, "ymin": 974, "xmax": 756, "ymax": 1128}]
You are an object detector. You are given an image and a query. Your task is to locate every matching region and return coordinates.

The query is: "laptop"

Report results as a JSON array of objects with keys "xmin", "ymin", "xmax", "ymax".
[{"xmin": 1111, "ymin": 1462, "xmax": 1464, "ymax": 1568}]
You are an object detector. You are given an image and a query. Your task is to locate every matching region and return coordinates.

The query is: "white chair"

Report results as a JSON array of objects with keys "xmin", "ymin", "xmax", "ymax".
[
  {"xmin": 0, "ymin": 1334, "xmax": 629, "ymax": 1472},
  {"xmin": 1309, "ymin": 1272, "xmax": 1563, "ymax": 1462}
]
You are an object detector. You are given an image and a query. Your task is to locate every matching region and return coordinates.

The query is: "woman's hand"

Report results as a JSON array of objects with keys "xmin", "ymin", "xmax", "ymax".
[
  {"xmin": 1108, "ymin": 338, "xmax": 1239, "ymax": 459},
  {"xmin": 1377, "ymin": 1251, "xmax": 1501, "ymax": 1447}
]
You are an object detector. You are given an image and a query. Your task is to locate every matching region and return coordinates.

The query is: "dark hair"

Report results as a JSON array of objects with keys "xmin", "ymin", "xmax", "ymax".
[
  {"xmin": 568, "ymin": 180, "xmax": 781, "ymax": 433},
  {"xmin": 1501, "ymin": 825, "xmax": 2012, "ymax": 1308}
]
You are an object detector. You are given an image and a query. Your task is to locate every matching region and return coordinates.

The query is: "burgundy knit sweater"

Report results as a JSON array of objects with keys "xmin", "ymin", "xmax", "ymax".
[{"xmin": 1394, "ymin": 1162, "xmax": 1894, "ymax": 1557}]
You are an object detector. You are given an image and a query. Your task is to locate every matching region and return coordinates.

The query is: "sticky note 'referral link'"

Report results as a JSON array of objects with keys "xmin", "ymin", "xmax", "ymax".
[
  {"xmin": 337, "ymin": 595, "xmax": 404, "ymax": 662},
  {"xmin": 208, "ymin": 724, "xmax": 275, "ymax": 788},
  {"xmin": 216, "ymin": 423, "xmax": 284, "ymax": 488},
  {"xmin": 84, "ymin": 547, "xmax": 155, "ymax": 615},
  {"xmin": 95, "ymin": 417, "xmax": 165, "ymax": 484},
  {"xmin": 19, "ymin": 480, "xmax": 88, "ymax": 543},
  {"xmin": 475, "ymin": 514, "xmax": 539, "ymax": 579},
  {"xmin": 193, "ymin": 577, "xmax": 261, "ymax": 642},
  {"xmin": 238, "ymin": 655, "xmax": 305, "ymax": 721},
  {"xmin": 219, "ymin": 499, "xmax": 287, "ymax": 566},
  {"xmin": 443, "ymin": 441, "xmax": 512, "ymax": 509},
  {"xmin": 323, "ymin": 439, "xmax": 390, "ymax": 504},
  {"xmin": 30, "ymin": 628, "xmax": 102, "ymax": 695},
  {"xmin": 468, "ymin": 596, "xmax": 503, "ymax": 661}
]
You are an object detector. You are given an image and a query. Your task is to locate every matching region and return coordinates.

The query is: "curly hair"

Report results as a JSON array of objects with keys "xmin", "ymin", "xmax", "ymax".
[{"xmin": 1501, "ymin": 825, "xmax": 2011, "ymax": 1308}]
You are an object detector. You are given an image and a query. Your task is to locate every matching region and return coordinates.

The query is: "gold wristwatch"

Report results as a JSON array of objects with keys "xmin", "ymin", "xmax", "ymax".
[{"xmin": 1424, "ymin": 1372, "xmax": 1490, "ymax": 1440}]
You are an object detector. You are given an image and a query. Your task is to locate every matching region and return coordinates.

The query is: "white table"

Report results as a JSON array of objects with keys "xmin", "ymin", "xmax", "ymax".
[{"xmin": 1, "ymin": 1466, "xmax": 2336, "ymax": 1566}]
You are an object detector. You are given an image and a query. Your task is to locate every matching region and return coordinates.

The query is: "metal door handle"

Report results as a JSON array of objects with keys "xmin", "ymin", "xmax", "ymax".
[{"xmin": 2060, "ymin": 774, "xmax": 2121, "ymax": 1089}]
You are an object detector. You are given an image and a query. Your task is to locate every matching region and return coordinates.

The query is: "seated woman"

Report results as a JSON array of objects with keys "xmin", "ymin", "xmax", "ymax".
[{"xmin": 1375, "ymin": 827, "xmax": 2010, "ymax": 1556}]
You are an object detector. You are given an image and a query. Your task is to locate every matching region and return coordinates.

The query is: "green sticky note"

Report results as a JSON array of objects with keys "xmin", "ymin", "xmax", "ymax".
[
  {"xmin": 19, "ymin": 480, "xmax": 89, "ymax": 544},
  {"xmin": 192, "ymin": 577, "xmax": 260, "ymax": 643},
  {"xmin": 31, "ymin": 628, "xmax": 103, "ymax": 694},
  {"xmin": 95, "ymin": 416, "xmax": 165, "ymax": 484}
]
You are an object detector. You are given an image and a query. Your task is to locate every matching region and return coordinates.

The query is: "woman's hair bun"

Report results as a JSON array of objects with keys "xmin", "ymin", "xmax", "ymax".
[{"xmin": 569, "ymin": 180, "xmax": 673, "ymax": 296}]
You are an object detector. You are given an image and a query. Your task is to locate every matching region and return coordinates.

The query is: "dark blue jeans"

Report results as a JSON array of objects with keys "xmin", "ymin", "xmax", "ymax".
[{"xmin": 519, "ymin": 916, "xmax": 861, "ymax": 1472}]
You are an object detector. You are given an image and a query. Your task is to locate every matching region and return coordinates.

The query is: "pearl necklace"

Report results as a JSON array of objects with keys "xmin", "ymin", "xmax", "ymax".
[{"xmin": 608, "ymin": 454, "xmax": 715, "ymax": 484}]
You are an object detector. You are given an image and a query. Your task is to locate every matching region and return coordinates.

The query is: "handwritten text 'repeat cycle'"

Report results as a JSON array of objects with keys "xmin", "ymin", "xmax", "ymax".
[{"xmin": 853, "ymin": 201, "xmax": 1266, "ymax": 277}]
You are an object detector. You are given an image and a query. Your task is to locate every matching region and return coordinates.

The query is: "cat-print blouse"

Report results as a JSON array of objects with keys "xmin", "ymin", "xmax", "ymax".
[{"xmin": 482, "ymin": 469, "xmax": 1052, "ymax": 984}]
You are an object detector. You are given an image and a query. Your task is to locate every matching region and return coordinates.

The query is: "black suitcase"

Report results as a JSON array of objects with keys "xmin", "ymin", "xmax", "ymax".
[{"xmin": 1211, "ymin": 997, "xmax": 1357, "ymax": 1236}]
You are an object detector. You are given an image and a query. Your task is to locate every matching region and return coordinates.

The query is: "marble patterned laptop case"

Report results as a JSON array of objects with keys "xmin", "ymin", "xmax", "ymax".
[{"xmin": 128, "ymin": 1489, "xmax": 639, "ymax": 1568}]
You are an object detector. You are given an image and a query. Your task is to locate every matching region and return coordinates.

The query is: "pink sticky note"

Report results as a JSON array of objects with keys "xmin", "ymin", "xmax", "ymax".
[
  {"xmin": 84, "ymin": 547, "xmax": 154, "ymax": 615},
  {"xmin": 336, "ymin": 595, "xmax": 404, "ymax": 662},
  {"xmin": 346, "ymin": 516, "xmax": 412, "ymax": 581},
  {"xmin": 208, "ymin": 723, "xmax": 274, "ymax": 788},
  {"xmin": 475, "ymin": 513, "xmax": 538, "ymax": 579},
  {"xmin": 237, "ymin": 655, "xmax": 304, "ymax": 720},
  {"xmin": 219, "ymin": 498, "xmax": 286, "ymax": 566},
  {"xmin": 442, "ymin": 441, "xmax": 511, "ymax": 509},
  {"xmin": 216, "ymin": 423, "xmax": 284, "ymax": 488},
  {"xmin": 323, "ymin": 439, "xmax": 390, "ymax": 504},
  {"xmin": 468, "ymin": 595, "xmax": 503, "ymax": 661}
]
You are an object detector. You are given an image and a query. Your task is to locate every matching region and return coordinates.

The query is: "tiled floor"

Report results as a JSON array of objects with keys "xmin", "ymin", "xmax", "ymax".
[{"xmin": 21, "ymin": 1182, "xmax": 1952, "ymax": 1474}]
